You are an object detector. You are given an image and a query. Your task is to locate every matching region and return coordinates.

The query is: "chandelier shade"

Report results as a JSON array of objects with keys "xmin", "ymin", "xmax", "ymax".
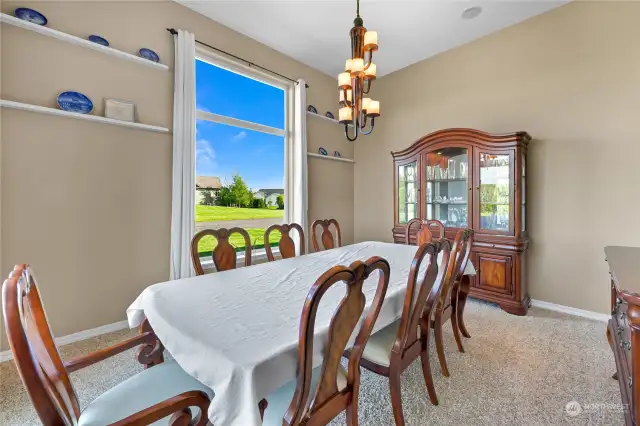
[{"xmin": 338, "ymin": 0, "xmax": 380, "ymax": 141}]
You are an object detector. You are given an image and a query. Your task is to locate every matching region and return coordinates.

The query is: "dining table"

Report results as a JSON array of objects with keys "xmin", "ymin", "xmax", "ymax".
[{"xmin": 126, "ymin": 241, "xmax": 476, "ymax": 426}]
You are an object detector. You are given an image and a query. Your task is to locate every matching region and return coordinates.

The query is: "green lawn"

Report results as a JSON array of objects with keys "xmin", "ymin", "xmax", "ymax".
[
  {"xmin": 196, "ymin": 228, "xmax": 281, "ymax": 254},
  {"xmin": 196, "ymin": 205, "xmax": 283, "ymax": 222}
]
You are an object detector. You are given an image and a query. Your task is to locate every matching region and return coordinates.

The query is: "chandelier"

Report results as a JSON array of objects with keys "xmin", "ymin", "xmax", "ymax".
[{"xmin": 338, "ymin": 0, "xmax": 379, "ymax": 141}]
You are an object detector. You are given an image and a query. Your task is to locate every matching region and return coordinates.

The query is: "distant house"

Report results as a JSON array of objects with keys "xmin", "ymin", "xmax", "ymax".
[
  {"xmin": 196, "ymin": 176, "xmax": 222, "ymax": 205},
  {"xmin": 254, "ymin": 188, "xmax": 284, "ymax": 206}
]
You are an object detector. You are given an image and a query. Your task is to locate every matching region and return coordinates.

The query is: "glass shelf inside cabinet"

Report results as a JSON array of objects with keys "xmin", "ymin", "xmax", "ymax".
[
  {"xmin": 398, "ymin": 161, "xmax": 418, "ymax": 224},
  {"xmin": 425, "ymin": 147, "xmax": 468, "ymax": 228},
  {"xmin": 480, "ymin": 153, "xmax": 510, "ymax": 231}
]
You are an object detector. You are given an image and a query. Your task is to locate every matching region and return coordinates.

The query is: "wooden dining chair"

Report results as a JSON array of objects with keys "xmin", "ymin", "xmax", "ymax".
[
  {"xmin": 261, "ymin": 256, "xmax": 391, "ymax": 426},
  {"xmin": 191, "ymin": 227, "xmax": 252, "ymax": 275},
  {"xmin": 311, "ymin": 219, "xmax": 342, "ymax": 252},
  {"xmin": 2, "ymin": 264, "xmax": 213, "ymax": 426},
  {"xmin": 346, "ymin": 241, "xmax": 452, "ymax": 425},
  {"xmin": 405, "ymin": 219, "xmax": 445, "ymax": 245},
  {"xmin": 264, "ymin": 223, "xmax": 305, "ymax": 262},
  {"xmin": 432, "ymin": 228, "xmax": 474, "ymax": 377}
]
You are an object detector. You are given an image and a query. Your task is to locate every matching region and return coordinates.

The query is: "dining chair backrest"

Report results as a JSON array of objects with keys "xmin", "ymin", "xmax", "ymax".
[
  {"xmin": 3, "ymin": 264, "xmax": 80, "ymax": 425},
  {"xmin": 311, "ymin": 219, "xmax": 342, "ymax": 252},
  {"xmin": 283, "ymin": 257, "xmax": 391, "ymax": 426},
  {"xmin": 392, "ymin": 241, "xmax": 450, "ymax": 354},
  {"xmin": 405, "ymin": 219, "xmax": 445, "ymax": 246},
  {"xmin": 437, "ymin": 229, "xmax": 473, "ymax": 310},
  {"xmin": 265, "ymin": 223, "xmax": 305, "ymax": 262},
  {"xmin": 191, "ymin": 228, "xmax": 252, "ymax": 275}
]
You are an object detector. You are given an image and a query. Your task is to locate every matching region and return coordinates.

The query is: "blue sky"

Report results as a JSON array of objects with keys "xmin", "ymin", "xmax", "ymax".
[{"xmin": 196, "ymin": 59, "xmax": 285, "ymax": 190}]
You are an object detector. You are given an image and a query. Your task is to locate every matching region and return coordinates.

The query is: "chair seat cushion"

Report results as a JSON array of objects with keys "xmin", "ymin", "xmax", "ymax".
[
  {"xmin": 361, "ymin": 320, "xmax": 420, "ymax": 368},
  {"xmin": 79, "ymin": 360, "xmax": 214, "ymax": 426},
  {"xmin": 261, "ymin": 365, "xmax": 347, "ymax": 426}
]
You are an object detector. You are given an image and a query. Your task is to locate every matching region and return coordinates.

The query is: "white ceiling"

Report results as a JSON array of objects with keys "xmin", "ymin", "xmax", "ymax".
[{"xmin": 179, "ymin": 0, "xmax": 568, "ymax": 78}]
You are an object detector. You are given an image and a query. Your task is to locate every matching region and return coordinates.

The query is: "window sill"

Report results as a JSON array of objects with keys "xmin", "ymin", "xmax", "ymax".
[{"xmin": 199, "ymin": 247, "xmax": 279, "ymax": 272}]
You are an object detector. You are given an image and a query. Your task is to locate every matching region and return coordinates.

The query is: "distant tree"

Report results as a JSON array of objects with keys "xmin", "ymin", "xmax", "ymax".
[
  {"xmin": 229, "ymin": 174, "xmax": 252, "ymax": 207},
  {"xmin": 267, "ymin": 200, "xmax": 273, "ymax": 207},
  {"xmin": 215, "ymin": 174, "xmax": 253, "ymax": 207},
  {"xmin": 200, "ymin": 191, "xmax": 215, "ymax": 206},
  {"xmin": 252, "ymin": 198, "xmax": 266, "ymax": 209},
  {"xmin": 215, "ymin": 186, "xmax": 233, "ymax": 206},
  {"xmin": 276, "ymin": 194, "xmax": 284, "ymax": 210}
]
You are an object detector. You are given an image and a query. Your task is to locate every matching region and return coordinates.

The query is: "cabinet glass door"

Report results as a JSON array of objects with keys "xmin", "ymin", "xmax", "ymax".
[
  {"xmin": 425, "ymin": 147, "xmax": 469, "ymax": 229},
  {"xmin": 478, "ymin": 152, "xmax": 512, "ymax": 232},
  {"xmin": 398, "ymin": 161, "xmax": 418, "ymax": 224}
]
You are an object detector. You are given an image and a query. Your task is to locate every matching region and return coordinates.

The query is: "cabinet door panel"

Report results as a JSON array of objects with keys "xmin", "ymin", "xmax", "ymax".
[
  {"xmin": 395, "ymin": 158, "xmax": 420, "ymax": 225},
  {"xmin": 473, "ymin": 149, "xmax": 515, "ymax": 235},
  {"xmin": 423, "ymin": 147, "xmax": 471, "ymax": 230},
  {"xmin": 476, "ymin": 253, "xmax": 512, "ymax": 295}
]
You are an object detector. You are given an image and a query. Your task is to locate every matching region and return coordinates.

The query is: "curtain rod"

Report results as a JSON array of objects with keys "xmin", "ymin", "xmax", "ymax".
[{"xmin": 167, "ymin": 28, "xmax": 309, "ymax": 88}]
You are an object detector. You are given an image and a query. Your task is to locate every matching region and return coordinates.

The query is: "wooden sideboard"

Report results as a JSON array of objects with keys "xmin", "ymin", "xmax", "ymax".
[
  {"xmin": 606, "ymin": 246, "xmax": 640, "ymax": 425},
  {"xmin": 391, "ymin": 128, "xmax": 530, "ymax": 315}
]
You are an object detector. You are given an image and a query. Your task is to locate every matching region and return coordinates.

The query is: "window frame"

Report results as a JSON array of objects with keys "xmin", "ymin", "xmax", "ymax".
[{"xmin": 194, "ymin": 46, "xmax": 295, "ymax": 264}]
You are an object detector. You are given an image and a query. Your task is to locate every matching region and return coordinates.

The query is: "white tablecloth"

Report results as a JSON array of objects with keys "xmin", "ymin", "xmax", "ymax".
[{"xmin": 127, "ymin": 241, "xmax": 475, "ymax": 426}]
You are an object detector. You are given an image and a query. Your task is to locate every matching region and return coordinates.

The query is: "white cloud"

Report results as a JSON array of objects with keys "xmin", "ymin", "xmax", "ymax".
[
  {"xmin": 196, "ymin": 139, "xmax": 217, "ymax": 169},
  {"xmin": 231, "ymin": 131, "xmax": 247, "ymax": 142}
]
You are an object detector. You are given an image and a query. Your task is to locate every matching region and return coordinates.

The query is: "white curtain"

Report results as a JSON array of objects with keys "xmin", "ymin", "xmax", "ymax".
[
  {"xmin": 170, "ymin": 29, "xmax": 196, "ymax": 280},
  {"xmin": 287, "ymin": 79, "xmax": 308, "ymax": 253}
]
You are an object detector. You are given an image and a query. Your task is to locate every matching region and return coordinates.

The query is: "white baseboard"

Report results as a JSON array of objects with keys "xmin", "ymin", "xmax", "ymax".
[
  {"xmin": 0, "ymin": 319, "xmax": 129, "ymax": 363},
  {"xmin": 531, "ymin": 299, "xmax": 609, "ymax": 322}
]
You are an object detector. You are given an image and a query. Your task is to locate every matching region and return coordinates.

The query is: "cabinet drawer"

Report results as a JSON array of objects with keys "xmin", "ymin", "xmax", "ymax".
[{"xmin": 475, "ymin": 253, "xmax": 512, "ymax": 295}]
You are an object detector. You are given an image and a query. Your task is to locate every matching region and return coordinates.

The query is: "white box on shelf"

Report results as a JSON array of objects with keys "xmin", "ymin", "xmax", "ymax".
[{"xmin": 104, "ymin": 98, "xmax": 135, "ymax": 122}]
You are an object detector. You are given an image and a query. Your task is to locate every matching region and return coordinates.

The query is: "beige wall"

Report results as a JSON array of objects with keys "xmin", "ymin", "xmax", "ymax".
[
  {"xmin": 0, "ymin": 1, "xmax": 354, "ymax": 349},
  {"xmin": 355, "ymin": 1, "xmax": 640, "ymax": 314}
]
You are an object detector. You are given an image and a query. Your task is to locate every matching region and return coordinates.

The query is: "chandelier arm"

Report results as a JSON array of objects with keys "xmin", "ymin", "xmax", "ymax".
[
  {"xmin": 362, "ymin": 79, "xmax": 372, "ymax": 95},
  {"xmin": 364, "ymin": 50, "xmax": 373, "ymax": 69},
  {"xmin": 361, "ymin": 117, "xmax": 375, "ymax": 135},
  {"xmin": 341, "ymin": 87, "xmax": 353, "ymax": 107},
  {"xmin": 360, "ymin": 114, "xmax": 367, "ymax": 129},
  {"xmin": 344, "ymin": 120, "xmax": 359, "ymax": 141}
]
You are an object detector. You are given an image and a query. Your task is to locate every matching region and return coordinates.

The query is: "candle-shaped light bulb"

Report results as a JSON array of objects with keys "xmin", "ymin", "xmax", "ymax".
[
  {"xmin": 364, "ymin": 31, "xmax": 378, "ymax": 49},
  {"xmin": 367, "ymin": 100, "xmax": 380, "ymax": 116},
  {"xmin": 338, "ymin": 72, "xmax": 352, "ymax": 88},
  {"xmin": 350, "ymin": 58, "xmax": 364, "ymax": 76},
  {"xmin": 365, "ymin": 63, "xmax": 377, "ymax": 79},
  {"xmin": 362, "ymin": 97, "xmax": 372, "ymax": 111},
  {"xmin": 339, "ymin": 89, "xmax": 353, "ymax": 103},
  {"xmin": 339, "ymin": 106, "xmax": 353, "ymax": 123},
  {"xmin": 345, "ymin": 59, "xmax": 353, "ymax": 72}
]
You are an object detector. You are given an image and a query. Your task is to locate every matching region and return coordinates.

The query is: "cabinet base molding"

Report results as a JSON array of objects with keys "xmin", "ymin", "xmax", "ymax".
[{"xmin": 468, "ymin": 289, "xmax": 530, "ymax": 316}]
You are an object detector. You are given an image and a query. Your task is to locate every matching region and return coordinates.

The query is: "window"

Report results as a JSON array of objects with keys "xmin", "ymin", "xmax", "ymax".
[{"xmin": 194, "ymin": 50, "xmax": 292, "ymax": 262}]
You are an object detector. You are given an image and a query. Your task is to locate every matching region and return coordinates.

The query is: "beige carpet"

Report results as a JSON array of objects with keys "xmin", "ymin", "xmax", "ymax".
[{"xmin": 0, "ymin": 301, "xmax": 623, "ymax": 425}]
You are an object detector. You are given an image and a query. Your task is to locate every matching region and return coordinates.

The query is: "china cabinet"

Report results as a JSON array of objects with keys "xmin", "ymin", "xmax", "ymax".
[{"xmin": 392, "ymin": 128, "xmax": 531, "ymax": 315}]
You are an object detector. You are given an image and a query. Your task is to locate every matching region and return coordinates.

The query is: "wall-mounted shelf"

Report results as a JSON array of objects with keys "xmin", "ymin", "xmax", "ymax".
[
  {"xmin": 307, "ymin": 111, "xmax": 341, "ymax": 124},
  {"xmin": 306, "ymin": 111, "xmax": 353, "ymax": 127},
  {"xmin": 0, "ymin": 13, "xmax": 169, "ymax": 71},
  {"xmin": 1, "ymin": 100, "xmax": 170, "ymax": 133},
  {"xmin": 307, "ymin": 152, "xmax": 355, "ymax": 163}
]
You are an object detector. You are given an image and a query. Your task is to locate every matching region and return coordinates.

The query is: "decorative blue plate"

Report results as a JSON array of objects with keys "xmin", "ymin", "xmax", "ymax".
[
  {"xmin": 334, "ymin": 150, "xmax": 342, "ymax": 158},
  {"xmin": 57, "ymin": 91, "xmax": 93, "ymax": 114},
  {"xmin": 139, "ymin": 48, "xmax": 160, "ymax": 63},
  {"xmin": 14, "ymin": 8, "xmax": 47, "ymax": 26},
  {"xmin": 325, "ymin": 111, "xmax": 335, "ymax": 120},
  {"xmin": 319, "ymin": 147, "xmax": 328, "ymax": 156},
  {"xmin": 88, "ymin": 35, "xmax": 109, "ymax": 47},
  {"xmin": 307, "ymin": 105, "xmax": 317, "ymax": 114}
]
